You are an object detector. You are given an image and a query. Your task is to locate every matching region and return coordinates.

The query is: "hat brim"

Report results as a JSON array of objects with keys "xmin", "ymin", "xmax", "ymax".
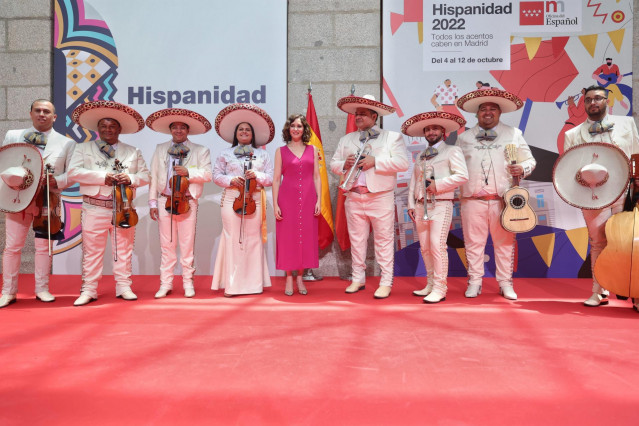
[
  {"xmin": 146, "ymin": 108, "xmax": 212, "ymax": 135},
  {"xmin": 456, "ymin": 89, "xmax": 524, "ymax": 113},
  {"xmin": 0, "ymin": 143, "xmax": 43, "ymax": 213},
  {"xmin": 215, "ymin": 104, "xmax": 275, "ymax": 146},
  {"xmin": 401, "ymin": 111, "xmax": 466, "ymax": 136},
  {"xmin": 337, "ymin": 96, "xmax": 396, "ymax": 117},
  {"xmin": 553, "ymin": 142, "xmax": 630, "ymax": 210},
  {"xmin": 72, "ymin": 101, "xmax": 145, "ymax": 134}
]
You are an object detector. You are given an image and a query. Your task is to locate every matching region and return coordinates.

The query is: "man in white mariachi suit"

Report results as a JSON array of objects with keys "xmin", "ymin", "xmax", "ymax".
[
  {"xmin": 330, "ymin": 95, "xmax": 409, "ymax": 299},
  {"xmin": 404, "ymin": 111, "xmax": 468, "ymax": 303},
  {"xmin": 456, "ymin": 89, "xmax": 536, "ymax": 301},
  {"xmin": 563, "ymin": 85, "xmax": 639, "ymax": 311},
  {"xmin": 68, "ymin": 101, "xmax": 149, "ymax": 306},
  {"xmin": 0, "ymin": 99, "xmax": 76, "ymax": 308},
  {"xmin": 146, "ymin": 109, "xmax": 213, "ymax": 299}
]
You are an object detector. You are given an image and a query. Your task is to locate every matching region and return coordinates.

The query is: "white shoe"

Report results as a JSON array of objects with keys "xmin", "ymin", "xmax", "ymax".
[
  {"xmin": 184, "ymin": 288, "xmax": 195, "ymax": 298},
  {"xmin": 500, "ymin": 286, "xmax": 518, "ymax": 300},
  {"xmin": 424, "ymin": 290, "xmax": 446, "ymax": 304},
  {"xmin": 74, "ymin": 294, "xmax": 96, "ymax": 306},
  {"xmin": 373, "ymin": 285, "xmax": 391, "ymax": 299},
  {"xmin": 465, "ymin": 284, "xmax": 482, "ymax": 298},
  {"xmin": 155, "ymin": 288, "xmax": 171, "ymax": 299},
  {"xmin": 584, "ymin": 292, "xmax": 608, "ymax": 307},
  {"xmin": 35, "ymin": 290, "xmax": 55, "ymax": 303},
  {"xmin": 413, "ymin": 283, "xmax": 434, "ymax": 297},
  {"xmin": 345, "ymin": 282, "xmax": 365, "ymax": 294},
  {"xmin": 0, "ymin": 294, "xmax": 17, "ymax": 308},
  {"xmin": 118, "ymin": 290, "xmax": 138, "ymax": 301}
]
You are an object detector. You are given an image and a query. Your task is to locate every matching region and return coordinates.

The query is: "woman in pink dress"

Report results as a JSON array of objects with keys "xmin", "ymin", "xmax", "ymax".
[{"xmin": 272, "ymin": 114, "xmax": 321, "ymax": 296}]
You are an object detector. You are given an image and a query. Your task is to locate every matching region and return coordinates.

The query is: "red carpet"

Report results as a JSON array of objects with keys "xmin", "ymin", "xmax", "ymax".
[{"xmin": 0, "ymin": 275, "xmax": 638, "ymax": 425}]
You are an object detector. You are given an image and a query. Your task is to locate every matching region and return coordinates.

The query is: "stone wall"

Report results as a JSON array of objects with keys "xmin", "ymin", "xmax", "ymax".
[{"xmin": 1, "ymin": 0, "xmax": 639, "ymax": 277}]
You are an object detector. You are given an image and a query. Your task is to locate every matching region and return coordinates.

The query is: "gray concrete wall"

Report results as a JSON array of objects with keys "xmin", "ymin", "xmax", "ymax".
[{"xmin": 1, "ymin": 0, "xmax": 639, "ymax": 277}]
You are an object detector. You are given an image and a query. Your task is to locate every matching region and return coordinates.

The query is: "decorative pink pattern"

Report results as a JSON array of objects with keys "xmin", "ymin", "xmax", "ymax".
[
  {"xmin": 72, "ymin": 100, "xmax": 145, "ymax": 133},
  {"xmin": 401, "ymin": 111, "xmax": 466, "ymax": 136},
  {"xmin": 337, "ymin": 96, "xmax": 396, "ymax": 115}
]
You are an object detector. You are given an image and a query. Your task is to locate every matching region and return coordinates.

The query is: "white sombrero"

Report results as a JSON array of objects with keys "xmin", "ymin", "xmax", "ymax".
[
  {"xmin": 145, "ymin": 108, "xmax": 212, "ymax": 135},
  {"xmin": 456, "ymin": 89, "xmax": 524, "ymax": 113},
  {"xmin": 72, "ymin": 101, "xmax": 145, "ymax": 134},
  {"xmin": 553, "ymin": 142, "xmax": 630, "ymax": 210},
  {"xmin": 215, "ymin": 103, "xmax": 275, "ymax": 146},
  {"xmin": 0, "ymin": 143, "xmax": 43, "ymax": 213},
  {"xmin": 337, "ymin": 94, "xmax": 396, "ymax": 117},
  {"xmin": 401, "ymin": 111, "xmax": 466, "ymax": 136}
]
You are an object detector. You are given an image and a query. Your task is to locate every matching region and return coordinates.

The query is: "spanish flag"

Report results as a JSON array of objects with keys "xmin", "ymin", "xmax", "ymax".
[
  {"xmin": 306, "ymin": 93, "xmax": 334, "ymax": 249},
  {"xmin": 335, "ymin": 109, "xmax": 358, "ymax": 251}
]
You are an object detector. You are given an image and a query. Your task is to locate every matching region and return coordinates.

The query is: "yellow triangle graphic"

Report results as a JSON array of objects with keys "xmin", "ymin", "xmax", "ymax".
[
  {"xmin": 523, "ymin": 37, "xmax": 542, "ymax": 60},
  {"xmin": 566, "ymin": 227, "xmax": 589, "ymax": 260},
  {"xmin": 532, "ymin": 233, "xmax": 555, "ymax": 268},
  {"xmin": 418, "ymin": 21, "xmax": 423, "ymax": 44},
  {"xmin": 607, "ymin": 29, "xmax": 625, "ymax": 53},
  {"xmin": 578, "ymin": 34, "xmax": 598, "ymax": 57},
  {"xmin": 510, "ymin": 35, "xmax": 514, "ymax": 43},
  {"xmin": 456, "ymin": 248, "xmax": 468, "ymax": 270}
]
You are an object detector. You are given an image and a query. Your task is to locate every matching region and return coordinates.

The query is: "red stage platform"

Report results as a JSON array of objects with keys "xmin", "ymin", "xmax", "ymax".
[{"xmin": 0, "ymin": 275, "xmax": 637, "ymax": 425}]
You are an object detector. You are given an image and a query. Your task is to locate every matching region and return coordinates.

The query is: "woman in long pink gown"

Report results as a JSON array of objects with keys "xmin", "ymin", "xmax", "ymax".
[{"xmin": 272, "ymin": 115, "xmax": 321, "ymax": 296}]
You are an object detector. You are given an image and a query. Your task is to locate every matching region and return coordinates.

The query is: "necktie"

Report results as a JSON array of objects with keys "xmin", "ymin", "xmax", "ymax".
[
  {"xmin": 234, "ymin": 145, "xmax": 254, "ymax": 158},
  {"xmin": 420, "ymin": 146, "xmax": 438, "ymax": 160},
  {"xmin": 589, "ymin": 121, "xmax": 614, "ymax": 135},
  {"xmin": 359, "ymin": 128, "xmax": 380, "ymax": 142},
  {"xmin": 24, "ymin": 131, "xmax": 47, "ymax": 148},
  {"xmin": 96, "ymin": 140, "xmax": 116, "ymax": 158},
  {"xmin": 168, "ymin": 143, "xmax": 190, "ymax": 158},
  {"xmin": 476, "ymin": 129, "xmax": 497, "ymax": 141}
]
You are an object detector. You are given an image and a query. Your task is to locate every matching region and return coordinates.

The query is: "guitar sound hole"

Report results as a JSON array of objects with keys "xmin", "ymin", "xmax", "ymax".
[{"xmin": 510, "ymin": 195, "xmax": 525, "ymax": 209}]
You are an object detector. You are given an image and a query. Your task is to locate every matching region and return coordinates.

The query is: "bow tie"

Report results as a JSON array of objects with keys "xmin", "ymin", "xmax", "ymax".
[
  {"xmin": 24, "ymin": 131, "xmax": 47, "ymax": 148},
  {"xmin": 359, "ymin": 128, "xmax": 380, "ymax": 142},
  {"xmin": 234, "ymin": 145, "xmax": 254, "ymax": 158},
  {"xmin": 476, "ymin": 129, "xmax": 497, "ymax": 141},
  {"xmin": 96, "ymin": 140, "xmax": 116, "ymax": 158},
  {"xmin": 420, "ymin": 146, "xmax": 438, "ymax": 160},
  {"xmin": 168, "ymin": 143, "xmax": 190, "ymax": 158},
  {"xmin": 589, "ymin": 121, "xmax": 614, "ymax": 135}
]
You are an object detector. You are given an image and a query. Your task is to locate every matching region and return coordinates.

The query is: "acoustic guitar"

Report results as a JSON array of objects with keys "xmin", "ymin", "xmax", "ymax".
[{"xmin": 500, "ymin": 144, "xmax": 537, "ymax": 233}]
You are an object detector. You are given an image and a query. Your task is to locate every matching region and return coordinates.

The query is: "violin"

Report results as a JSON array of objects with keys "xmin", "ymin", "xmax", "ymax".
[
  {"xmin": 593, "ymin": 153, "xmax": 639, "ymax": 298},
  {"xmin": 165, "ymin": 153, "xmax": 190, "ymax": 215},
  {"xmin": 33, "ymin": 164, "xmax": 64, "ymax": 242},
  {"xmin": 233, "ymin": 155, "xmax": 257, "ymax": 216},
  {"xmin": 112, "ymin": 159, "xmax": 138, "ymax": 228}
]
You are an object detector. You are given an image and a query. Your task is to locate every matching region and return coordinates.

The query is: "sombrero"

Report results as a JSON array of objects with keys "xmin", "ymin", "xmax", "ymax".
[
  {"xmin": 0, "ymin": 143, "xmax": 43, "ymax": 213},
  {"xmin": 456, "ymin": 89, "xmax": 524, "ymax": 113},
  {"xmin": 215, "ymin": 103, "xmax": 275, "ymax": 146},
  {"xmin": 72, "ymin": 101, "xmax": 145, "ymax": 134},
  {"xmin": 401, "ymin": 111, "xmax": 466, "ymax": 136},
  {"xmin": 145, "ymin": 108, "xmax": 212, "ymax": 135},
  {"xmin": 337, "ymin": 94, "xmax": 396, "ymax": 117},
  {"xmin": 553, "ymin": 142, "xmax": 630, "ymax": 210}
]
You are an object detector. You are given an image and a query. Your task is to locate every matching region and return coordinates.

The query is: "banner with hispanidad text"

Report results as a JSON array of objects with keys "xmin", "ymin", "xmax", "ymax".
[{"xmin": 385, "ymin": 0, "xmax": 633, "ymax": 278}]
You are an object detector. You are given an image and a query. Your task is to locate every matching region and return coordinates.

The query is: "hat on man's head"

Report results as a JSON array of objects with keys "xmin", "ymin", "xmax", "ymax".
[
  {"xmin": 72, "ymin": 101, "xmax": 145, "ymax": 134},
  {"xmin": 337, "ymin": 94, "xmax": 396, "ymax": 117},
  {"xmin": 215, "ymin": 103, "xmax": 275, "ymax": 146},
  {"xmin": 401, "ymin": 111, "xmax": 466, "ymax": 137},
  {"xmin": 0, "ymin": 143, "xmax": 43, "ymax": 213},
  {"xmin": 456, "ymin": 89, "xmax": 524, "ymax": 113},
  {"xmin": 146, "ymin": 108, "xmax": 212, "ymax": 136},
  {"xmin": 553, "ymin": 142, "xmax": 630, "ymax": 210}
]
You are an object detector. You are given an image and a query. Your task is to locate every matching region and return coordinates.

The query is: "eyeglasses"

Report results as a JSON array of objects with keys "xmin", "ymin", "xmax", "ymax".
[{"xmin": 584, "ymin": 96, "xmax": 607, "ymax": 104}]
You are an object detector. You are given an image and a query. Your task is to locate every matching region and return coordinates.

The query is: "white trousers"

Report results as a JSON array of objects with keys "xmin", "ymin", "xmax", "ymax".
[
  {"xmin": 2, "ymin": 205, "xmax": 52, "ymax": 295},
  {"xmin": 80, "ymin": 203, "xmax": 135, "ymax": 298},
  {"xmin": 345, "ymin": 190, "xmax": 395, "ymax": 287},
  {"xmin": 415, "ymin": 200, "xmax": 453, "ymax": 294},
  {"xmin": 582, "ymin": 197, "xmax": 624, "ymax": 294},
  {"xmin": 460, "ymin": 199, "xmax": 515, "ymax": 288},
  {"xmin": 157, "ymin": 197, "xmax": 198, "ymax": 290}
]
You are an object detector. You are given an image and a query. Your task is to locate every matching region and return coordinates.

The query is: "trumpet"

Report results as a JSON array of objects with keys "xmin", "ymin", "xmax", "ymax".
[
  {"xmin": 421, "ymin": 164, "xmax": 434, "ymax": 221},
  {"xmin": 339, "ymin": 143, "xmax": 372, "ymax": 191}
]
